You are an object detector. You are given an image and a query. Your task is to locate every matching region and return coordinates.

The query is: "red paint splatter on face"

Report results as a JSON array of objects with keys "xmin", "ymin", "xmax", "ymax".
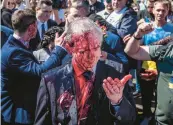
[{"xmin": 71, "ymin": 31, "xmax": 101, "ymax": 71}]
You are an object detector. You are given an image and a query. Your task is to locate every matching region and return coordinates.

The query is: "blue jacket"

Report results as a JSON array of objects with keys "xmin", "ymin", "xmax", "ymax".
[
  {"xmin": 107, "ymin": 8, "xmax": 138, "ymax": 70},
  {"xmin": 1, "ymin": 35, "xmax": 67, "ymax": 124},
  {"xmin": 103, "ymin": 31, "xmax": 128, "ymax": 66}
]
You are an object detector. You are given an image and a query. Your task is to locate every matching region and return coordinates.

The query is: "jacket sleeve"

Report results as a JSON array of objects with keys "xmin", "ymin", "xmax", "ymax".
[
  {"xmin": 9, "ymin": 46, "xmax": 67, "ymax": 77},
  {"xmin": 34, "ymin": 76, "xmax": 52, "ymax": 125},
  {"xmin": 110, "ymin": 14, "xmax": 138, "ymax": 39},
  {"xmin": 109, "ymin": 84, "xmax": 136, "ymax": 125}
]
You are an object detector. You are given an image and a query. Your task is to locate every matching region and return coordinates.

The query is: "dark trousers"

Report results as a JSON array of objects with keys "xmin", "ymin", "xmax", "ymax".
[{"xmin": 138, "ymin": 76, "xmax": 156, "ymax": 117}]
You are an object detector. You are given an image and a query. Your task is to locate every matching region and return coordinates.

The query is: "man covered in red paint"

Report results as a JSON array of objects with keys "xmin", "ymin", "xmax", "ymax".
[{"xmin": 34, "ymin": 18, "xmax": 136, "ymax": 125}]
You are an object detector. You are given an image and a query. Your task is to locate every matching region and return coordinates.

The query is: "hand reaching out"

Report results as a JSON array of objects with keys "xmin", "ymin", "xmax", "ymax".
[
  {"xmin": 103, "ymin": 75, "xmax": 132, "ymax": 104},
  {"xmin": 54, "ymin": 31, "xmax": 67, "ymax": 47}
]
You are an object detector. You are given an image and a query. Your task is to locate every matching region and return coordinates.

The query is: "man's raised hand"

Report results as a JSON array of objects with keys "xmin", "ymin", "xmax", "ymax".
[{"xmin": 103, "ymin": 75, "xmax": 132, "ymax": 104}]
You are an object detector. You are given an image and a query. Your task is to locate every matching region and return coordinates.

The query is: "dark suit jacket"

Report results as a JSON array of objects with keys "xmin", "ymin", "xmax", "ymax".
[
  {"xmin": 34, "ymin": 60, "xmax": 136, "ymax": 125},
  {"xmin": 1, "ymin": 8, "xmax": 13, "ymax": 29},
  {"xmin": 1, "ymin": 35, "xmax": 67, "ymax": 124},
  {"xmin": 29, "ymin": 19, "xmax": 58, "ymax": 51}
]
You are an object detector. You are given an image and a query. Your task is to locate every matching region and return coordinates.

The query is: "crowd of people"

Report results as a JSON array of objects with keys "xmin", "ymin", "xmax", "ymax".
[{"xmin": 1, "ymin": 0, "xmax": 173, "ymax": 125}]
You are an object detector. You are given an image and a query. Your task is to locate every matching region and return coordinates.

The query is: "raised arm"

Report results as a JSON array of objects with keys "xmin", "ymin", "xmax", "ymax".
[{"xmin": 124, "ymin": 22, "xmax": 154, "ymax": 61}]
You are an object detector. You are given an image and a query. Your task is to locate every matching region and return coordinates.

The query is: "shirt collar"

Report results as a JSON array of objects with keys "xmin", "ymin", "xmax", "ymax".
[
  {"xmin": 72, "ymin": 59, "xmax": 96, "ymax": 77},
  {"xmin": 37, "ymin": 19, "xmax": 47, "ymax": 23},
  {"xmin": 72, "ymin": 59, "xmax": 85, "ymax": 77},
  {"xmin": 37, "ymin": 19, "xmax": 48, "ymax": 26},
  {"xmin": 104, "ymin": 11, "xmax": 109, "ymax": 15},
  {"xmin": 13, "ymin": 33, "xmax": 29, "ymax": 48}
]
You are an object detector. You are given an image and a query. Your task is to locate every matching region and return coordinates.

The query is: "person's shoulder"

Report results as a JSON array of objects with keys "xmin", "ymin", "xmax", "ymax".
[
  {"xmin": 42, "ymin": 62, "xmax": 72, "ymax": 82},
  {"xmin": 2, "ymin": 43, "xmax": 28, "ymax": 64},
  {"xmin": 125, "ymin": 7, "xmax": 137, "ymax": 15},
  {"xmin": 1, "ymin": 8, "xmax": 13, "ymax": 14},
  {"xmin": 48, "ymin": 19, "xmax": 58, "ymax": 26},
  {"xmin": 97, "ymin": 10, "xmax": 105, "ymax": 16},
  {"xmin": 1, "ymin": 36, "xmax": 19, "ymax": 53}
]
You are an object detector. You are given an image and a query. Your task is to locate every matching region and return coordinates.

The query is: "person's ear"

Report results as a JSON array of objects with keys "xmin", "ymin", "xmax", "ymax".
[
  {"xmin": 28, "ymin": 23, "xmax": 35, "ymax": 32},
  {"xmin": 27, "ymin": 23, "xmax": 36, "ymax": 37}
]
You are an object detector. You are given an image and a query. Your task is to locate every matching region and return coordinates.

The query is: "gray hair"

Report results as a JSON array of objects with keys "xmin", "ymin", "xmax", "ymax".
[{"xmin": 65, "ymin": 17, "xmax": 103, "ymax": 47}]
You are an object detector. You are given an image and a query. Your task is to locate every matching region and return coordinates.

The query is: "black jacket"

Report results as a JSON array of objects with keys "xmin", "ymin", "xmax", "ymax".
[{"xmin": 1, "ymin": 8, "xmax": 13, "ymax": 29}]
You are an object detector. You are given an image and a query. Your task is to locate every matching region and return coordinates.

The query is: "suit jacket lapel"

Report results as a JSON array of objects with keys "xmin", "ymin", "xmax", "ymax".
[
  {"xmin": 36, "ymin": 30, "xmax": 41, "ymax": 42},
  {"xmin": 47, "ymin": 19, "xmax": 51, "ymax": 29},
  {"xmin": 56, "ymin": 63, "xmax": 78, "ymax": 125}
]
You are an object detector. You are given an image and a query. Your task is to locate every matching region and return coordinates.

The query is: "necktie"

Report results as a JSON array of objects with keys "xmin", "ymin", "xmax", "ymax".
[
  {"xmin": 78, "ymin": 71, "xmax": 94, "ymax": 124},
  {"xmin": 41, "ymin": 23, "xmax": 45, "ymax": 39},
  {"xmin": 83, "ymin": 71, "xmax": 94, "ymax": 81}
]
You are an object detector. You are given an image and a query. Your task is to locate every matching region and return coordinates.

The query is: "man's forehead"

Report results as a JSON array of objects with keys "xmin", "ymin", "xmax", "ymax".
[
  {"xmin": 154, "ymin": 3, "xmax": 168, "ymax": 9},
  {"xmin": 75, "ymin": 38, "xmax": 101, "ymax": 50},
  {"xmin": 147, "ymin": 2, "xmax": 154, "ymax": 6}
]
